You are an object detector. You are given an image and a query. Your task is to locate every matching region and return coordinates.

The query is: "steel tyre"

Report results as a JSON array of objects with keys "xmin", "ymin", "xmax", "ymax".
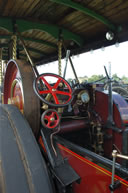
[{"xmin": 0, "ymin": 104, "xmax": 54, "ymax": 193}]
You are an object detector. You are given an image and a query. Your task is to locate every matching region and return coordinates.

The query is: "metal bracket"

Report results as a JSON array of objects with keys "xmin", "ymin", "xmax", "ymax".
[{"xmin": 40, "ymin": 127, "xmax": 80, "ymax": 187}]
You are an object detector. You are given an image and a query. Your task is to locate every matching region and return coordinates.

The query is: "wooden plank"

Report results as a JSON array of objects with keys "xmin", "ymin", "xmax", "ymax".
[
  {"xmin": 10, "ymin": 0, "xmax": 30, "ymax": 17},
  {"xmin": 28, "ymin": 0, "xmax": 48, "ymax": 18},
  {"xmin": 1, "ymin": 0, "xmax": 12, "ymax": 16},
  {"xmin": 15, "ymin": 0, "xmax": 35, "ymax": 17},
  {"xmin": 23, "ymin": 0, "xmax": 40, "ymax": 17}
]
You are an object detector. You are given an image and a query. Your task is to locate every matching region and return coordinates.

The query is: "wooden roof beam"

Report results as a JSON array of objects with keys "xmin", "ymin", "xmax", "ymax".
[{"xmin": 50, "ymin": 0, "xmax": 122, "ymax": 32}]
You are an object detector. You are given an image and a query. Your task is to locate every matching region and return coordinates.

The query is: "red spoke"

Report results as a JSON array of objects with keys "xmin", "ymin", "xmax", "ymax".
[
  {"xmin": 51, "ymin": 112, "xmax": 55, "ymax": 117},
  {"xmin": 44, "ymin": 115, "xmax": 50, "ymax": 121},
  {"xmin": 37, "ymin": 74, "xmax": 72, "ymax": 107},
  {"xmin": 53, "ymin": 78, "xmax": 61, "ymax": 89},
  {"xmin": 40, "ymin": 76, "xmax": 52, "ymax": 91},
  {"xmin": 47, "ymin": 122, "xmax": 50, "ymax": 127},
  {"xmin": 39, "ymin": 90, "xmax": 50, "ymax": 95},
  {"xmin": 52, "ymin": 93, "xmax": 59, "ymax": 104},
  {"xmin": 54, "ymin": 120, "xmax": 57, "ymax": 124},
  {"xmin": 56, "ymin": 90, "xmax": 71, "ymax": 96}
]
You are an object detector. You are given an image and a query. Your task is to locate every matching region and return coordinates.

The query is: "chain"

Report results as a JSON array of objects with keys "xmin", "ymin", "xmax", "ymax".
[
  {"xmin": 58, "ymin": 40, "xmax": 62, "ymax": 76},
  {"xmin": 11, "ymin": 35, "xmax": 17, "ymax": 60}
]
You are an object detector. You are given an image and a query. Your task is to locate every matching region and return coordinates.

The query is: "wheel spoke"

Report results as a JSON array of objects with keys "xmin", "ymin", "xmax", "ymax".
[
  {"xmin": 44, "ymin": 115, "xmax": 50, "ymax": 121},
  {"xmin": 51, "ymin": 112, "xmax": 55, "ymax": 117},
  {"xmin": 47, "ymin": 122, "xmax": 50, "ymax": 127},
  {"xmin": 35, "ymin": 73, "xmax": 72, "ymax": 107},
  {"xmin": 52, "ymin": 93, "xmax": 59, "ymax": 104},
  {"xmin": 54, "ymin": 120, "xmax": 57, "ymax": 124},
  {"xmin": 53, "ymin": 78, "xmax": 61, "ymax": 89},
  {"xmin": 56, "ymin": 90, "xmax": 71, "ymax": 96},
  {"xmin": 41, "ymin": 76, "xmax": 52, "ymax": 91},
  {"xmin": 39, "ymin": 90, "xmax": 51, "ymax": 95}
]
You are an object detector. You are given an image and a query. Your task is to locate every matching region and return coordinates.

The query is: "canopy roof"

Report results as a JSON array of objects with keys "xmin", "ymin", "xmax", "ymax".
[{"xmin": 0, "ymin": 0, "xmax": 128, "ymax": 64}]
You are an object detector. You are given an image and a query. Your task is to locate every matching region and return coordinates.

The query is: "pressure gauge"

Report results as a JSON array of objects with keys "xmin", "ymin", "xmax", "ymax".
[{"xmin": 77, "ymin": 90, "xmax": 90, "ymax": 103}]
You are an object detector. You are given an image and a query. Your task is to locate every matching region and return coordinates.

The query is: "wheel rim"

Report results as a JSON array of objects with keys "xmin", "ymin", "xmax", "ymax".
[
  {"xmin": 41, "ymin": 109, "xmax": 60, "ymax": 129},
  {"xmin": 4, "ymin": 60, "xmax": 20, "ymax": 104},
  {"xmin": 34, "ymin": 73, "xmax": 73, "ymax": 107},
  {"xmin": 4, "ymin": 59, "xmax": 40, "ymax": 136}
]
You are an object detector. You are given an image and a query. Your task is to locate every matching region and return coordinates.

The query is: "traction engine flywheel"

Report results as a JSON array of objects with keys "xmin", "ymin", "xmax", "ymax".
[{"xmin": 4, "ymin": 59, "xmax": 40, "ymax": 136}]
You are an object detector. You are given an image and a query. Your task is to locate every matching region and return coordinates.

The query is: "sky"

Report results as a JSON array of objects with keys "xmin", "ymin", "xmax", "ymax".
[{"xmin": 37, "ymin": 41, "xmax": 128, "ymax": 80}]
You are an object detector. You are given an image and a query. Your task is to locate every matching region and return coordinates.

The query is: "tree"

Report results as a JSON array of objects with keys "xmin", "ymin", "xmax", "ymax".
[
  {"xmin": 88, "ymin": 74, "xmax": 104, "ymax": 82},
  {"xmin": 112, "ymin": 73, "xmax": 121, "ymax": 81},
  {"xmin": 122, "ymin": 76, "xmax": 128, "ymax": 84}
]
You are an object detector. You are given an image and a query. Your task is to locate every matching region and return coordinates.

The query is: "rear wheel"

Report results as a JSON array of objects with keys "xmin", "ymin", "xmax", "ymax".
[{"xmin": 0, "ymin": 104, "xmax": 54, "ymax": 193}]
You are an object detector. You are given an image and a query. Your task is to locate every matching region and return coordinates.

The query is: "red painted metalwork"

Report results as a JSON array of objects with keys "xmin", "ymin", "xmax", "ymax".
[
  {"xmin": 36, "ymin": 73, "xmax": 72, "ymax": 106},
  {"xmin": 94, "ymin": 91, "xmax": 123, "ymax": 128},
  {"xmin": 4, "ymin": 60, "xmax": 21, "ymax": 105},
  {"xmin": 39, "ymin": 136, "xmax": 128, "ymax": 193},
  {"xmin": 94, "ymin": 90, "xmax": 128, "ymax": 126},
  {"xmin": 113, "ymin": 93, "xmax": 128, "ymax": 124},
  {"xmin": 58, "ymin": 144, "xmax": 128, "ymax": 193},
  {"xmin": 94, "ymin": 90, "xmax": 128, "ymax": 158},
  {"xmin": 59, "ymin": 119, "xmax": 87, "ymax": 133},
  {"xmin": 41, "ymin": 109, "xmax": 60, "ymax": 129}
]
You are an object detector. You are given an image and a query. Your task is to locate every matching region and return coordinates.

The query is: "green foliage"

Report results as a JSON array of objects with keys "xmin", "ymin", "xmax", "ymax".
[
  {"xmin": 67, "ymin": 78, "xmax": 73, "ymax": 83},
  {"xmin": 67, "ymin": 73, "xmax": 128, "ymax": 84},
  {"xmin": 121, "ymin": 76, "xmax": 128, "ymax": 84},
  {"xmin": 112, "ymin": 73, "xmax": 121, "ymax": 81},
  {"xmin": 86, "ymin": 73, "xmax": 128, "ymax": 84},
  {"xmin": 87, "ymin": 74, "xmax": 104, "ymax": 82}
]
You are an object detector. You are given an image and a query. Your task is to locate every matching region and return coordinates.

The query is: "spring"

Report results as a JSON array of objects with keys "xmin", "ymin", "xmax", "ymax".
[
  {"xmin": 58, "ymin": 40, "xmax": 62, "ymax": 76},
  {"xmin": 11, "ymin": 35, "xmax": 17, "ymax": 60}
]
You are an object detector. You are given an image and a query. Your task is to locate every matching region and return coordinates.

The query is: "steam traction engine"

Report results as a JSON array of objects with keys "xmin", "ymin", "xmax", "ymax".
[{"xmin": 1, "ymin": 35, "xmax": 128, "ymax": 193}]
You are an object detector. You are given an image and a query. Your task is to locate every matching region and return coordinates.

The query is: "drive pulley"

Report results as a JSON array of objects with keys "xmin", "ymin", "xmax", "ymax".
[{"xmin": 3, "ymin": 59, "xmax": 40, "ymax": 136}]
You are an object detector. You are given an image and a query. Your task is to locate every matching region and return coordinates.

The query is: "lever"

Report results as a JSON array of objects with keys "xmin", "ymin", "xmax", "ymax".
[{"xmin": 63, "ymin": 50, "xmax": 70, "ymax": 79}]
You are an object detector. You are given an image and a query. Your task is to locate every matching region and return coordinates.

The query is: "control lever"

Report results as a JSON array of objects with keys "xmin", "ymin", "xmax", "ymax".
[
  {"xmin": 109, "ymin": 150, "xmax": 128, "ymax": 192},
  {"xmin": 104, "ymin": 65, "xmax": 121, "ymax": 132},
  {"xmin": 63, "ymin": 50, "xmax": 70, "ymax": 79},
  {"xmin": 104, "ymin": 65, "xmax": 110, "ymax": 80},
  {"xmin": 104, "ymin": 65, "xmax": 114, "ymax": 126},
  {"xmin": 62, "ymin": 43, "xmax": 80, "ymax": 85}
]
